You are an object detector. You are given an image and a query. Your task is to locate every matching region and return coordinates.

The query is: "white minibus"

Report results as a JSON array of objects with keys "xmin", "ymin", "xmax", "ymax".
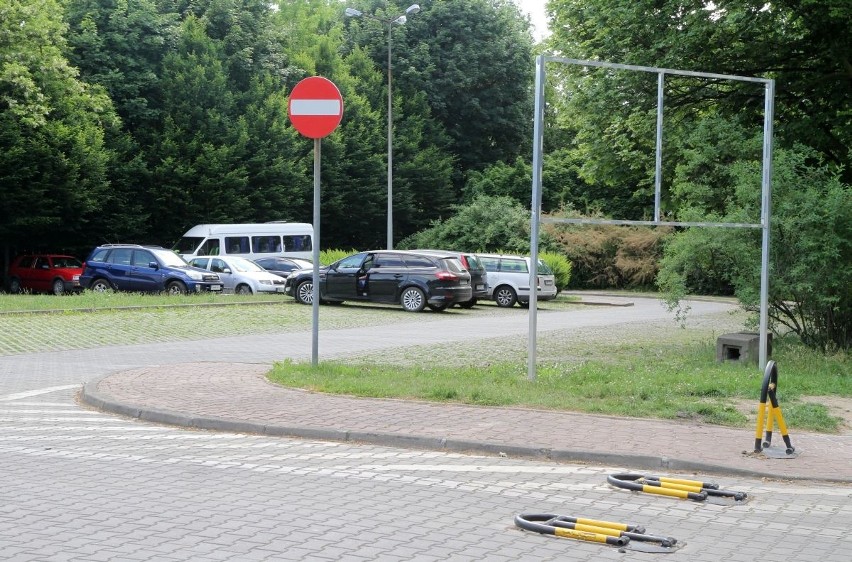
[{"xmin": 174, "ymin": 223, "xmax": 314, "ymax": 261}]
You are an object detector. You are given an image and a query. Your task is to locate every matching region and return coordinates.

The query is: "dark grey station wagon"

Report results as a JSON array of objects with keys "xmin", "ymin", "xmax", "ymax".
[{"xmin": 284, "ymin": 250, "xmax": 472, "ymax": 312}]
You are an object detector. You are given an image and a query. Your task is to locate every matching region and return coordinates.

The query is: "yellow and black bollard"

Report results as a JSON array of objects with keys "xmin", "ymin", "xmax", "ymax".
[
  {"xmin": 514, "ymin": 513, "xmax": 682, "ymax": 553},
  {"xmin": 607, "ymin": 473, "xmax": 748, "ymax": 504},
  {"xmin": 607, "ymin": 473, "xmax": 707, "ymax": 501},
  {"xmin": 754, "ymin": 360, "xmax": 795, "ymax": 455}
]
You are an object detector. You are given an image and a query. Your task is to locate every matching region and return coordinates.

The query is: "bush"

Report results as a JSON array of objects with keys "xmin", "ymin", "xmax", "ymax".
[
  {"xmin": 546, "ymin": 221, "xmax": 671, "ymax": 290},
  {"xmin": 658, "ymin": 146, "xmax": 851, "ymax": 351},
  {"xmin": 540, "ymin": 252, "xmax": 572, "ymax": 290},
  {"xmin": 319, "ymin": 249, "xmax": 357, "ymax": 266},
  {"xmin": 397, "ymin": 195, "xmax": 556, "ymax": 253}
]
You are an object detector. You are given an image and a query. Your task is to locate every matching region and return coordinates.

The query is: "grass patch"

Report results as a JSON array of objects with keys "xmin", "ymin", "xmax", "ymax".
[
  {"xmin": 268, "ymin": 336, "xmax": 850, "ymax": 433},
  {"xmin": 0, "ymin": 291, "xmax": 272, "ymax": 313}
]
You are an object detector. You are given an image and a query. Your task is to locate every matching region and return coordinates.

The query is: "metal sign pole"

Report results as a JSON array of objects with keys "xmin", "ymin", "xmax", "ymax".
[
  {"xmin": 758, "ymin": 80, "xmax": 775, "ymax": 369},
  {"xmin": 528, "ymin": 54, "xmax": 546, "ymax": 382},
  {"xmin": 311, "ymin": 138, "xmax": 321, "ymax": 367},
  {"xmin": 288, "ymin": 76, "xmax": 343, "ymax": 368}
]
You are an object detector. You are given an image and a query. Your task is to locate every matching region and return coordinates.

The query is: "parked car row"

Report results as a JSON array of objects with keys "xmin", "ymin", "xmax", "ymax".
[
  {"xmin": 4, "ymin": 245, "xmax": 558, "ymax": 310},
  {"xmin": 282, "ymin": 250, "xmax": 558, "ymax": 312}
]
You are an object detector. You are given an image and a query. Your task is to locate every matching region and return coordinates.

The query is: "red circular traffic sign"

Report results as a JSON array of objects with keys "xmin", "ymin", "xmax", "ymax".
[{"xmin": 288, "ymin": 77, "xmax": 343, "ymax": 139}]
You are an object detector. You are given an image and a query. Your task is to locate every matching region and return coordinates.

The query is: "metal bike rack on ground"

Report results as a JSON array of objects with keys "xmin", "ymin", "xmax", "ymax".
[
  {"xmin": 754, "ymin": 360, "xmax": 797, "ymax": 457},
  {"xmin": 515, "ymin": 513, "xmax": 682, "ymax": 553},
  {"xmin": 607, "ymin": 473, "xmax": 748, "ymax": 505}
]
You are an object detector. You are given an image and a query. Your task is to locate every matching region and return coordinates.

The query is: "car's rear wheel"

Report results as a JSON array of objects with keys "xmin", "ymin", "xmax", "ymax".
[
  {"xmin": 494, "ymin": 285, "xmax": 517, "ymax": 308},
  {"xmin": 90, "ymin": 279, "xmax": 112, "ymax": 293},
  {"xmin": 295, "ymin": 280, "xmax": 313, "ymax": 304},
  {"xmin": 457, "ymin": 298, "xmax": 477, "ymax": 309},
  {"xmin": 235, "ymin": 284, "xmax": 253, "ymax": 295},
  {"xmin": 166, "ymin": 280, "xmax": 187, "ymax": 295},
  {"xmin": 427, "ymin": 303, "xmax": 449, "ymax": 312},
  {"xmin": 52, "ymin": 278, "xmax": 65, "ymax": 296},
  {"xmin": 401, "ymin": 287, "xmax": 426, "ymax": 312},
  {"xmin": 8, "ymin": 277, "xmax": 21, "ymax": 294}
]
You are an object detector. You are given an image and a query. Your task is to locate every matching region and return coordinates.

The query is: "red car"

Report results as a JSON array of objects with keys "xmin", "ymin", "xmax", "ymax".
[{"xmin": 7, "ymin": 254, "xmax": 84, "ymax": 295}]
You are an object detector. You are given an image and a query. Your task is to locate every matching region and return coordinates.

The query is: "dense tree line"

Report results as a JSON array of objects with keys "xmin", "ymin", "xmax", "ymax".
[{"xmin": 1, "ymin": 0, "xmax": 534, "ymax": 259}]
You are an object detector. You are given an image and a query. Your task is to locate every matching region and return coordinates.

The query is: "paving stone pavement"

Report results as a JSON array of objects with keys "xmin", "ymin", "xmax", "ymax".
[{"xmin": 80, "ymin": 302, "xmax": 852, "ymax": 484}]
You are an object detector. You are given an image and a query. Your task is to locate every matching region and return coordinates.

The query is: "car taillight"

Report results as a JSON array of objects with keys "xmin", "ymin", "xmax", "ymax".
[
  {"xmin": 434, "ymin": 271, "xmax": 458, "ymax": 281},
  {"xmin": 459, "ymin": 255, "xmax": 469, "ymax": 269}
]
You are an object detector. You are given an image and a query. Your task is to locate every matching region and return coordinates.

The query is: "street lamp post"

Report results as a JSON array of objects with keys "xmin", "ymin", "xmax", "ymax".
[{"xmin": 345, "ymin": 4, "xmax": 420, "ymax": 250}]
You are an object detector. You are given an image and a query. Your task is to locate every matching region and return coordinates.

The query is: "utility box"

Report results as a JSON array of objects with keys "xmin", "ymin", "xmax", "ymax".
[{"xmin": 716, "ymin": 332, "xmax": 772, "ymax": 365}]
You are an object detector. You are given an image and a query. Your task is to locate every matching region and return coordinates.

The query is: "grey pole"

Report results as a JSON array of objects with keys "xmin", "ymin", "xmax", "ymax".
[
  {"xmin": 311, "ymin": 138, "xmax": 321, "ymax": 367},
  {"xmin": 654, "ymin": 72, "xmax": 664, "ymax": 222},
  {"xmin": 758, "ymin": 80, "xmax": 775, "ymax": 369},
  {"xmin": 346, "ymin": 6, "xmax": 420, "ymax": 250},
  {"xmin": 527, "ymin": 54, "xmax": 547, "ymax": 382},
  {"xmin": 387, "ymin": 22, "xmax": 394, "ymax": 250}
]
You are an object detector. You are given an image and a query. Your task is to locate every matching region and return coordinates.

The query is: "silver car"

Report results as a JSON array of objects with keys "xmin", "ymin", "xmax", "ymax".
[
  {"xmin": 189, "ymin": 256, "xmax": 287, "ymax": 295},
  {"xmin": 475, "ymin": 253, "xmax": 558, "ymax": 307}
]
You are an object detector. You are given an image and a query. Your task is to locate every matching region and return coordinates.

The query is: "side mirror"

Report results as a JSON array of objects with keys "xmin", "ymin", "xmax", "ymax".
[
  {"xmin": 148, "ymin": 261, "xmax": 159, "ymax": 269},
  {"xmin": 223, "ymin": 268, "xmax": 232, "ymax": 274}
]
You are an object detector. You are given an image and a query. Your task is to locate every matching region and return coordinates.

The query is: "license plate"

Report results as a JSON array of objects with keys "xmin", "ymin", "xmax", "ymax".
[
  {"xmin": 476, "ymin": 284, "xmax": 485, "ymax": 290},
  {"xmin": 544, "ymin": 279, "xmax": 553, "ymax": 285},
  {"xmin": 210, "ymin": 284, "xmax": 222, "ymax": 291}
]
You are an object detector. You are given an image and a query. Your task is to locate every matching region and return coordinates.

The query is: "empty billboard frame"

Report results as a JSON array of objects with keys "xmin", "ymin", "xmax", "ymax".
[{"xmin": 527, "ymin": 55, "xmax": 775, "ymax": 381}]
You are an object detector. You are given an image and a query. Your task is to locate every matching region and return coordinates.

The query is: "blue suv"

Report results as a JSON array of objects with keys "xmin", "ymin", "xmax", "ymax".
[{"xmin": 80, "ymin": 244, "xmax": 223, "ymax": 295}]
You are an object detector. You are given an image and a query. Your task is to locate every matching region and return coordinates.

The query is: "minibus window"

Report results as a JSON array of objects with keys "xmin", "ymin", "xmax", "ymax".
[
  {"xmin": 285, "ymin": 235, "xmax": 312, "ymax": 252},
  {"xmin": 225, "ymin": 236, "xmax": 250, "ymax": 254},
  {"xmin": 198, "ymin": 238, "xmax": 220, "ymax": 256},
  {"xmin": 252, "ymin": 236, "xmax": 281, "ymax": 253}
]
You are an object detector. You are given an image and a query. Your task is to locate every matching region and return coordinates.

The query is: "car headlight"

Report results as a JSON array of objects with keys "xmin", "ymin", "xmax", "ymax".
[
  {"xmin": 259, "ymin": 280, "xmax": 273, "ymax": 285},
  {"xmin": 187, "ymin": 271, "xmax": 203, "ymax": 280}
]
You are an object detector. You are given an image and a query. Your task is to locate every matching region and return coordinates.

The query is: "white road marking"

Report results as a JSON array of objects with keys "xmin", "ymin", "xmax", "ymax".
[{"xmin": 0, "ymin": 385, "xmax": 80, "ymax": 401}]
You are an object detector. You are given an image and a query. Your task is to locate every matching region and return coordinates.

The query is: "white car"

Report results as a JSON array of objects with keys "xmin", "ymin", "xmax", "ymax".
[
  {"xmin": 189, "ymin": 256, "xmax": 287, "ymax": 295},
  {"xmin": 475, "ymin": 253, "xmax": 558, "ymax": 307}
]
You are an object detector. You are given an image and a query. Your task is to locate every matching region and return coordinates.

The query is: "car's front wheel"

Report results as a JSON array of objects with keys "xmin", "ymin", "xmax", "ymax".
[
  {"xmin": 494, "ymin": 285, "xmax": 517, "ymax": 308},
  {"xmin": 8, "ymin": 277, "xmax": 21, "ymax": 294},
  {"xmin": 52, "ymin": 278, "xmax": 65, "ymax": 296},
  {"xmin": 235, "ymin": 284, "xmax": 253, "ymax": 295},
  {"xmin": 90, "ymin": 279, "xmax": 112, "ymax": 293},
  {"xmin": 295, "ymin": 280, "xmax": 313, "ymax": 304},
  {"xmin": 400, "ymin": 287, "xmax": 426, "ymax": 312},
  {"xmin": 166, "ymin": 280, "xmax": 187, "ymax": 295}
]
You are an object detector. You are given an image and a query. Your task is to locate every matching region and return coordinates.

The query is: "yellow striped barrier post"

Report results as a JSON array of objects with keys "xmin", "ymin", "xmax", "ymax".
[{"xmin": 754, "ymin": 360, "xmax": 795, "ymax": 455}]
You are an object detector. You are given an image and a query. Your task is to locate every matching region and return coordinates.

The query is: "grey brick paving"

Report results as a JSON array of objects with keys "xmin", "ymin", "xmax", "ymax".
[{"xmin": 2, "ymin": 296, "xmax": 851, "ymax": 560}]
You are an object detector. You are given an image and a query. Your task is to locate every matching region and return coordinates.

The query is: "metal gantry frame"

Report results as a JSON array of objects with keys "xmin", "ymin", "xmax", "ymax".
[{"xmin": 527, "ymin": 55, "xmax": 775, "ymax": 381}]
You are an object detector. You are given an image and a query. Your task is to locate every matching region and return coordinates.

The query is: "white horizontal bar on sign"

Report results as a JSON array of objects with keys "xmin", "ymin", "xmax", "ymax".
[{"xmin": 290, "ymin": 99, "xmax": 341, "ymax": 116}]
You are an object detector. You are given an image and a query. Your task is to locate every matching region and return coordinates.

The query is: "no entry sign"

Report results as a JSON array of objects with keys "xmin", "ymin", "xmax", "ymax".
[{"xmin": 288, "ymin": 77, "xmax": 343, "ymax": 139}]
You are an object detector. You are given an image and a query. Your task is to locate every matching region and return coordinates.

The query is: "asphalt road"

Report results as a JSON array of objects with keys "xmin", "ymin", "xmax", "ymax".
[{"xmin": 2, "ymin": 297, "xmax": 850, "ymax": 561}]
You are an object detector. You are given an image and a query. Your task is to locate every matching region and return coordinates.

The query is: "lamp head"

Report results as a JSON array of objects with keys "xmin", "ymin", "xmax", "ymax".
[
  {"xmin": 406, "ymin": 4, "xmax": 421, "ymax": 15},
  {"xmin": 344, "ymin": 7, "xmax": 362, "ymax": 17}
]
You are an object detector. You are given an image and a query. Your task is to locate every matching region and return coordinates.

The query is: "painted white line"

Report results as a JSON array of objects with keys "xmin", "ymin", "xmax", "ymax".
[
  {"xmin": 0, "ymin": 402, "xmax": 69, "ymax": 407},
  {"xmin": 0, "ymin": 409, "xmax": 105, "ymax": 415},
  {"xmin": 0, "ymin": 417, "xmax": 124, "ymax": 422},
  {"xmin": 0, "ymin": 385, "xmax": 80, "ymax": 401},
  {"xmin": 2, "ymin": 426, "xmax": 164, "ymax": 431}
]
